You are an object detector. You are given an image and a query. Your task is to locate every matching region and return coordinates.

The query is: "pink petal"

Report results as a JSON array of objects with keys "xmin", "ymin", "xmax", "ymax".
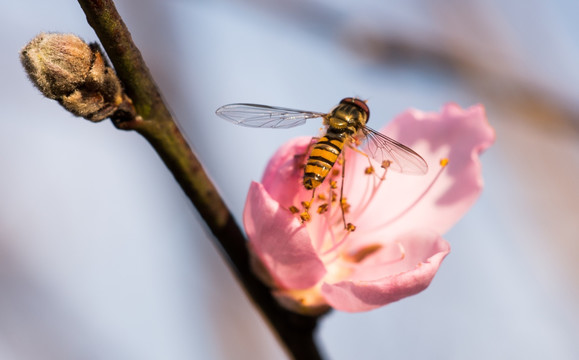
[
  {"xmin": 321, "ymin": 229, "xmax": 450, "ymax": 312},
  {"xmin": 244, "ymin": 182, "xmax": 326, "ymax": 289},
  {"xmin": 260, "ymin": 137, "xmax": 312, "ymax": 208},
  {"xmin": 348, "ymin": 103, "xmax": 495, "ymax": 237}
]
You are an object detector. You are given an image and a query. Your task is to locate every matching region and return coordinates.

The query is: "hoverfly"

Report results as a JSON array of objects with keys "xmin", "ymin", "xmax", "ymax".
[{"xmin": 215, "ymin": 97, "xmax": 428, "ymax": 230}]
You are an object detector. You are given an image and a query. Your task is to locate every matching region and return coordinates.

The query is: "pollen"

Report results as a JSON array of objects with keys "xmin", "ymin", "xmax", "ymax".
[
  {"xmin": 331, "ymin": 168, "xmax": 340, "ymax": 177},
  {"xmin": 289, "ymin": 205, "xmax": 300, "ymax": 214},
  {"xmin": 340, "ymin": 198, "xmax": 351, "ymax": 213},
  {"xmin": 317, "ymin": 203, "xmax": 329, "ymax": 214},
  {"xmin": 317, "ymin": 193, "xmax": 327, "ymax": 201},
  {"xmin": 365, "ymin": 166, "xmax": 374, "ymax": 174},
  {"xmin": 331, "ymin": 191, "xmax": 337, "ymax": 202},
  {"xmin": 346, "ymin": 223, "xmax": 356, "ymax": 232},
  {"xmin": 440, "ymin": 158, "xmax": 449, "ymax": 167},
  {"xmin": 301, "ymin": 200, "xmax": 312, "ymax": 210},
  {"xmin": 381, "ymin": 160, "xmax": 392, "ymax": 169},
  {"xmin": 330, "ymin": 180, "xmax": 338, "ymax": 189},
  {"xmin": 300, "ymin": 211, "xmax": 311, "ymax": 223}
]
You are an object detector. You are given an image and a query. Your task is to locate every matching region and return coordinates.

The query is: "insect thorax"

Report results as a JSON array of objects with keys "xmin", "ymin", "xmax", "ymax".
[{"xmin": 327, "ymin": 102, "xmax": 368, "ymax": 135}]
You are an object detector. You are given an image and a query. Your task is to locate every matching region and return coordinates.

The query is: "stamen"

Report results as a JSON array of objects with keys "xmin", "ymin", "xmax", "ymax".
[
  {"xmin": 331, "ymin": 168, "xmax": 340, "ymax": 177},
  {"xmin": 364, "ymin": 158, "xmax": 449, "ymax": 232},
  {"xmin": 317, "ymin": 193, "xmax": 326, "ymax": 201},
  {"xmin": 348, "ymin": 160, "xmax": 390, "ymax": 222},
  {"xmin": 317, "ymin": 203, "xmax": 329, "ymax": 214},
  {"xmin": 346, "ymin": 223, "xmax": 356, "ymax": 232},
  {"xmin": 340, "ymin": 197, "xmax": 351, "ymax": 213},
  {"xmin": 321, "ymin": 231, "xmax": 352, "ymax": 258},
  {"xmin": 312, "ymin": 206, "xmax": 333, "ymax": 252},
  {"xmin": 331, "ymin": 191, "xmax": 337, "ymax": 202},
  {"xmin": 310, "ymin": 200, "xmax": 350, "ymax": 256},
  {"xmin": 299, "ymin": 211, "xmax": 311, "ymax": 223},
  {"xmin": 330, "ymin": 180, "xmax": 338, "ymax": 189},
  {"xmin": 289, "ymin": 205, "xmax": 299, "ymax": 214},
  {"xmin": 365, "ymin": 166, "xmax": 374, "ymax": 175},
  {"xmin": 379, "ymin": 162, "xmax": 389, "ymax": 181}
]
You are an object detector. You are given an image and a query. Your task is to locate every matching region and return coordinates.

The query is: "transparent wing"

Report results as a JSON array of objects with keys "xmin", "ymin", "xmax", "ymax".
[
  {"xmin": 361, "ymin": 126, "xmax": 429, "ymax": 175},
  {"xmin": 215, "ymin": 103, "xmax": 325, "ymax": 128}
]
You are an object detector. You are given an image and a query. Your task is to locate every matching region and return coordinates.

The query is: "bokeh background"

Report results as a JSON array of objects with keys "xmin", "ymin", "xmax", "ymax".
[{"xmin": 2, "ymin": 0, "xmax": 579, "ymax": 359}]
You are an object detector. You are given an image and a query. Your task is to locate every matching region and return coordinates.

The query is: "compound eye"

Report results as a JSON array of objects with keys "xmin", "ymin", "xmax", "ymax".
[{"xmin": 340, "ymin": 97, "xmax": 370, "ymax": 120}]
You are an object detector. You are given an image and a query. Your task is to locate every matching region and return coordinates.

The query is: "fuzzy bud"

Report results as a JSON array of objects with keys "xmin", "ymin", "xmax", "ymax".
[{"xmin": 20, "ymin": 33, "xmax": 125, "ymax": 122}]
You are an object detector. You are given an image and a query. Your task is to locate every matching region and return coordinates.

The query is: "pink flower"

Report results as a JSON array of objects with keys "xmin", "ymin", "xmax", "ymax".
[{"xmin": 244, "ymin": 103, "xmax": 495, "ymax": 314}]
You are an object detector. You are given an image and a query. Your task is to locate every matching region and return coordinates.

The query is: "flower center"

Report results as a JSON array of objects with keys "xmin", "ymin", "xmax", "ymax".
[
  {"xmin": 290, "ymin": 149, "xmax": 449, "ymax": 270},
  {"xmin": 317, "ymin": 157, "xmax": 448, "ymax": 265}
]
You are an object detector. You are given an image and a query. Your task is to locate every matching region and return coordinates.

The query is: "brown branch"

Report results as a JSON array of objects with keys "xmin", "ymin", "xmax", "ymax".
[{"xmin": 75, "ymin": 0, "xmax": 323, "ymax": 358}]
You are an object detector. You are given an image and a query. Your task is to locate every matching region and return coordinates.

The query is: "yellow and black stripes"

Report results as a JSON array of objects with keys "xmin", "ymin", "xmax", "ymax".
[
  {"xmin": 303, "ymin": 131, "xmax": 346, "ymax": 190},
  {"xmin": 302, "ymin": 98, "xmax": 369, "ymax": 190}
]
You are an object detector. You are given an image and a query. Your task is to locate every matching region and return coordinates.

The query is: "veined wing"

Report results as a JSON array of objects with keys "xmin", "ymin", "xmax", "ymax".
[
  {"xmin": 215, "ymin": 103, "xmax": 325, "ymax": 128},
  {"xmin": 361, "ymin": 126, "xmax": 428, "ymax": 175}
]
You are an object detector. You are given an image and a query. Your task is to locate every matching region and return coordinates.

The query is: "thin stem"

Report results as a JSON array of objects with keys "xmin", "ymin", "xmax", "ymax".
[{"xmin": 75, "ymin": 0, "xmax": 323, "ymax": 358}]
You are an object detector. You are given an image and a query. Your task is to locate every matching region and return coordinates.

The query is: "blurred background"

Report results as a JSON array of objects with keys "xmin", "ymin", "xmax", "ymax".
[{"xmin": 1, "ymin": 0, "xmax": 579, "ymax": 359}]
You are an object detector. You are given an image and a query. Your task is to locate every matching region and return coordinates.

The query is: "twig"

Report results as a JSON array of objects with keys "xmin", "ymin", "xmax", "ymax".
[{"xmin": 75, "ymin": 0, "xmax": 323, "ymax": 358}]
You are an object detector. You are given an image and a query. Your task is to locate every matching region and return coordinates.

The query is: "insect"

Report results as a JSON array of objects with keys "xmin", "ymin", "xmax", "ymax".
[{"xmin": 215, "ymin": 97, "xmax": 428, "ymax": 230}]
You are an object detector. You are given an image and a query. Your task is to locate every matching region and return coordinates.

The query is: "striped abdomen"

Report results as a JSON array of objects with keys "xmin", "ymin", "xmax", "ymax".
[{"xmin": 303, "ymin": 131, "xmax": 346, "ymax": 190}]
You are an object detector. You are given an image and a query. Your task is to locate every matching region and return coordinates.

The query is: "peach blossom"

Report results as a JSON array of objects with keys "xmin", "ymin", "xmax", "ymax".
[{"xmin": 244, "ymin": 104, "xmax": 495, "ymax": 313}]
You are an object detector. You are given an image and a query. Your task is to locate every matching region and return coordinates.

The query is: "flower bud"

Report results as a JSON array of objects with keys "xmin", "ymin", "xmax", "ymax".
[
  {"xmin": 20, "ymin": 33, "xmax": 93, "ymax": 99},
  {"xmin": 20, "ymin": 33, "xmax": 125, "ymax": 122}
]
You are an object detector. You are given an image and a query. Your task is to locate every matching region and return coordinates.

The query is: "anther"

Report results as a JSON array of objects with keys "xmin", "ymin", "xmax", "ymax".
[
  {"xmin": 340, "ymin": 198, "xmax": 351, "ymax": 213},
  {"xmin": 331, "ymin": 191, "xmax": 337, "ymax": 202},
  {"xmin": 317, "ymin": 203, "xmax": 329, "ymax": 214},
  {"xmin": 365, "ymin": 166, "xmax": 374, "ymax": 174},
  {"xmin": 346, "ymin": 223, "xmax": 356, "ymax": 232},
  {"xmin": 363, "ymin": 155, "xmax": 449, "ymax": 232},
  {"xmin": 289, "ymin": 205, "xmax": 300, "ymax": 214}
]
